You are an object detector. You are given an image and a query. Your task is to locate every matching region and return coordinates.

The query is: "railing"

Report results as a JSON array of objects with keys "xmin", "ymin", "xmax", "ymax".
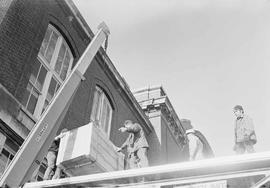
[{"xmin": 23, "ymin": 151, "xmax": 270, "ymax": 188}]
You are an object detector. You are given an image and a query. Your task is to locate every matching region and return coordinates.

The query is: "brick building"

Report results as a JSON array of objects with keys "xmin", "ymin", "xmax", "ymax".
[
  {"xmin": 133, "ymin": 86, "xmax": 189, "ymax": 165},
  {"xmin": 0, "ymin": 0, "xmax": 190, "ymax": 181},
  {"xmin": 133, "ymin": 86, "xmax": 214, "ymax": 165}
]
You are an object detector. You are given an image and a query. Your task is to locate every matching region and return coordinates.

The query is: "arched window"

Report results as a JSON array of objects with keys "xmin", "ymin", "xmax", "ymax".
[
  {"xmin": 90, "ymin": 86, "xmax": 113, "ymax": 136},
  {"xmin": 22, "ymin": 25, "xmax": 74, "ymax": 118}
]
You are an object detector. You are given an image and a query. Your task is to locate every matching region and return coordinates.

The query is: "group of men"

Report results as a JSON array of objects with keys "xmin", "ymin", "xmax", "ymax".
[
  {"xmin": 184, "ymin": 104, "xmax": 257, "ymax": 158},
  {"xmin": 43, "ymin": 120, "xmax": 150, "ymax": 180},
  {"xmin": 183, "ymin": 105, "xmax": 257, "ymax": 159},
  {"xmin": 43, "ymin": 104, "xmax": 257, "ymax": 180}
]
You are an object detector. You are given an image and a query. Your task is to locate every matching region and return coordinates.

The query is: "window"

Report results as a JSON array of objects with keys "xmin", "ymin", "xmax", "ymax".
[
  {"xmin": 91, "ymin": 86, "xmax": 113, "ymax": 136},
  {"xmin": 0, "ymin": 148, "xmax": 14, "ymax": 169},
  {"xmin": 0, "ymin": 137, "xmax": 19, "ymax": 175},
  {"xmin": 22, "ymin": 25, "xmax": 73, "ymax": 118},
  {"xmin": 33, "ymin": 161, "xmax": 47, "ymax": 181}
]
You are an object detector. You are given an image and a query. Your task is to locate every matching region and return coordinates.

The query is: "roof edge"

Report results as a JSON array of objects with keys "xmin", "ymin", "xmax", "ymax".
[{"xmin": 64, "ymin": 0, "xmax": 153, "ymax": 133}]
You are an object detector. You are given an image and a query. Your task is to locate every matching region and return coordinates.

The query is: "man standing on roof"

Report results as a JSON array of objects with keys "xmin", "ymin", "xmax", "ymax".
[
  {"xmin": 233, "ymin": 105, "xmax": 257, "ymax": 154},
  {"xmin": 181, "ymin": 119, "xmax": 214, "ymax": 161},
  {"xmin": 116, "ymin": 120, "xmax": 149, "ymax": 169},
  {"xmin": 186, "ymin": 128, "xmax": 204, "ymax": 161},
  {"xmin": 181, "ymin": 119, "xmax": 204, "ymax": 161}
]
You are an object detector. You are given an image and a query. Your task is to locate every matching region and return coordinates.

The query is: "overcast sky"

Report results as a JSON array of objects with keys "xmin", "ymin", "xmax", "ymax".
[{"xmin": 73, "ymin": 0, "xmax": 270, "ymax": 157}]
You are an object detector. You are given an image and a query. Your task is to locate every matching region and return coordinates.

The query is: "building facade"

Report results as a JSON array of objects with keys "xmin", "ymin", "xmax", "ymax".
[
  {"xmin": 0, "ymin": 0, "xmax": 191, "ymax": 182},
  {"xmin": 133, "ymin": 86, "xmax": 189, "ymax": 164},
  {"xmin": 133, "ymin": 86, "xmax": 215, "ymax": 164},
  {"xmin": 0, "ymin": 0, "xmax": 154, "ymax": 180}
]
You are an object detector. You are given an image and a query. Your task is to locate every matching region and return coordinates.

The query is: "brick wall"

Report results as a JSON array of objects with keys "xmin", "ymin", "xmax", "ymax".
[
  {"xmin": 148, "ymin": 115, "xmax": 164, "ymax": 166},
  {"xmin": 0, "ymin": 0, "xmax": 90, "ymax": 102},
  {"xmin": 144, "ymin": 111, "xmax": 189, "ymax": 166},
  {"xmin": 0, "ymin": 0, "xmax": 13, "ymax": 24},
  {"xmin": 161, "ymin": 115, "xmax": 188, "ymax": 163},
  {"xmin": 0, "ymin": 0, "xmax": 44, "ymax": 98},
  {"xmin": 59, "ymin": 55, "xmax": 152, "ymax": 149},
  {"xmin": 0, "ymin": 0, "xmax": 153, "ymax": 166},
  {"xmin": 0, "ymin": 0, "xmax": 92, "ymax": 142}
]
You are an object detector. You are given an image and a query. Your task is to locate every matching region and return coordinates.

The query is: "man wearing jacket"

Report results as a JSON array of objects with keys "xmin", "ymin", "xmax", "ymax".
[
  {"xmin": 43, "ymin": 128, "xmax": 68, "ymax": 180},
  {"xmin": 233, "ymin": 105, "xmax": 257, "ymax": 154},
  {"xmin": 116, "ymin": 120, "xmax": 149, "ymax": 169}
]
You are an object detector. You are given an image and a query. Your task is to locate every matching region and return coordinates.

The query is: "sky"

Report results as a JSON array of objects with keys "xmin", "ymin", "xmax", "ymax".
[{"xmin": 73, "ymin": 0, "xmax": 270, "ymax": 157}]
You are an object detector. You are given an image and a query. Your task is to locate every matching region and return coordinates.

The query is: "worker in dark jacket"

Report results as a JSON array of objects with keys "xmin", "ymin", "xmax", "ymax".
[{"xmin": 116, "ymin": 120, "xmax": 149, "ymax": 169}]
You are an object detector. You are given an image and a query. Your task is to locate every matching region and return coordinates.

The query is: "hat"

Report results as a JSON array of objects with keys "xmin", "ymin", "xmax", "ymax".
[
  {"xmin": 180, "ymin": 119, "xmax": 193, "ymax": 131},
  {"xmin": 124, "ymin": 120, "xmax": 132, "ymax": 126},
  {"xmin": 60, "ymin": 128, "xmax": 68, "ymax": 134},
  {"xmin": 233, "ymin": 105, "xmax": 244, "ymax": 112}
]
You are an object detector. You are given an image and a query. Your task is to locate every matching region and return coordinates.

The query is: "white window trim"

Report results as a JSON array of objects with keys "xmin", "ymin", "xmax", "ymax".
[
  {"xmin": 30, "ymin": 25, "xmax": 73, "ymax": 119},
  {"xmin": 103, "ymin": 96, "xmax": 112, "ymax": 135},
  {"xmin": 1, "ymin": 144, "xmax": 16, "ymax": 170},
  {"xmin": 91, "ymin": 86, "xmax": 113, "ymax": 137}
]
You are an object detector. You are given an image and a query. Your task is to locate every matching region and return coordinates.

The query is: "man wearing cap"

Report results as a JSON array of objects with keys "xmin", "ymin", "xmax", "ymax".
[
  {"xmin": 116, "ymin": 120, "xmax": 149, "ymax": 169},
  {"xmin": 233, "ymin": 105, "xmax": 257, "ymax": 154}
]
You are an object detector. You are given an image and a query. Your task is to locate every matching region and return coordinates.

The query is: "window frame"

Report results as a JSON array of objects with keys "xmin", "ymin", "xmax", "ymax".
[
  {"xmin": 0, "ymin": 137, "xmax": 18, "ymax": 173},
  {"xmin": 91, "ymin": 86, "xmax": 113, "ymax": 137},
  {"xmin": 0, "ymin": 148, "xmax": 15, "ymax": 169},
  {"xmin": 34, "ymin": 161, "xmax": 48, "ymax": 181},
  {"xmin": 23, "ymin": 24, "xmax": 74, "ymax": 119}
]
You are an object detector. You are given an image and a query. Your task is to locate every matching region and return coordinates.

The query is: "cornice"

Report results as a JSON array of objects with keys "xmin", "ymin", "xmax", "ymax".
[{"xmin": 137, "ymin": 96, "xmax": 188, "ymax": 148}]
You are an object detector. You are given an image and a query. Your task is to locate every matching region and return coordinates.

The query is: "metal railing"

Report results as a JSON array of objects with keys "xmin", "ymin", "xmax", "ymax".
[{"xmin": 23, "ymin": 151, "xmax": 270, "ymax": 188}]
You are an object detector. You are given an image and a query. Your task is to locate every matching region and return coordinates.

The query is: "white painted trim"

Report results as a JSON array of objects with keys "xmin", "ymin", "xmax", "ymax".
[
  {"xmin": 91, "ymin": 86, "xmax": 113, "ymax": 138},
  {"xmin": 26, "ymin": 24, "xmax": 74, "ymax": 119}
]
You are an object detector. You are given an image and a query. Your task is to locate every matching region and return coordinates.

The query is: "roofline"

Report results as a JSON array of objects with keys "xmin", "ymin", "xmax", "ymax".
[
  {"xmin": 64, "ymin": 0, "xmax": 93, "ymax": 38},
  {"xmin": 64, "ymin": 0, "xmax": 153, "ymax": 133},
  {"xmin": 132, "ymin": 85, "xmax": 164, "ymax": 95},
  {"xmin": 98, "ymin": 48, "xmax": 154, "ymax": 133}
]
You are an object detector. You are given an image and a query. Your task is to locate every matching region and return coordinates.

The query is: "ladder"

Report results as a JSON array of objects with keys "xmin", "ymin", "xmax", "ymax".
[{"xmin": 0, "ymin": 22, "xmax": 110, "ymax": 188}]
